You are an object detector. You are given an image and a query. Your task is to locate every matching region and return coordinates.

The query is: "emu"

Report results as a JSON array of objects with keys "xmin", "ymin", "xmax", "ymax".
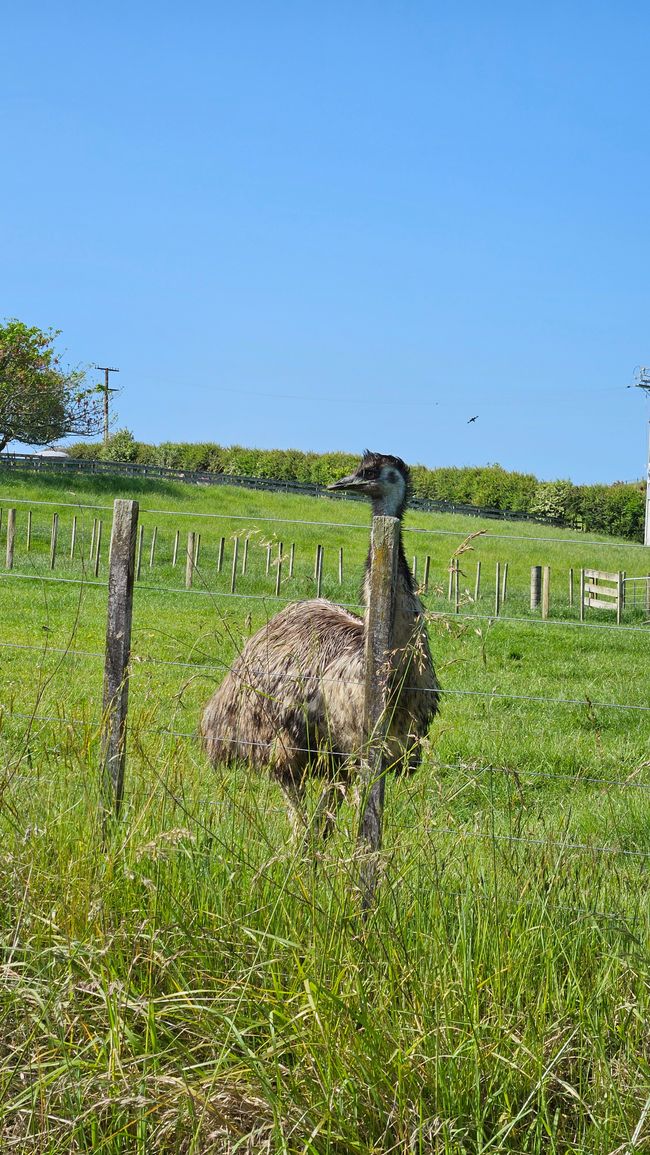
[{"xmin": 200, "ymin": 451, "xmax": 440, "ymax": 837}]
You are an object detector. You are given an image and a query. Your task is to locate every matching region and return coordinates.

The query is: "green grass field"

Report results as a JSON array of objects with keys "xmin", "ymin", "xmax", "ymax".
[{"xmin": 1, "ymin": 467, "xmax": 650, "ymax": 1153}]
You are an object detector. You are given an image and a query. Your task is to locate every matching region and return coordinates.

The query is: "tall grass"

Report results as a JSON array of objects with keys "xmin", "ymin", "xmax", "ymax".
[{"xmin": 1, "ymin": 471, "xmax": 650, "ymax": 1152}]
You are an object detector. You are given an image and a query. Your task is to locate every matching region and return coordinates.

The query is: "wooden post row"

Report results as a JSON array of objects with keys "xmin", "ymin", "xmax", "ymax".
[{"xmin": 101, "ymin": 499, "xmax": 139, "ymax": 823}]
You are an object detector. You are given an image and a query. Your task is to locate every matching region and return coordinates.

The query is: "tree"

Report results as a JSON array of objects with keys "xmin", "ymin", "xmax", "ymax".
[{"xmin": 0, "ymin": 320, "xmax": 104, "ymax": 452}]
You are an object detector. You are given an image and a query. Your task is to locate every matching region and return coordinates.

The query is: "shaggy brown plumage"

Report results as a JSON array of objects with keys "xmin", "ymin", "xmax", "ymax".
[{"xmin": 201, "ymin": 451, "xmax": 440, "ymax": 834}]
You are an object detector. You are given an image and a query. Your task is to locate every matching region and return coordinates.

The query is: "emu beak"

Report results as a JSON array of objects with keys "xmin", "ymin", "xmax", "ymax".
[{"xmin": 327, "ymin": 472, "xmax": 365, "ymax": 492}]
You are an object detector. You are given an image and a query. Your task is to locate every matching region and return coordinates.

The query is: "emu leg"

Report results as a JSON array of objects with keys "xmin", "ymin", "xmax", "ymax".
[
  {"xmin": 303, "ymin": 778, "xmax": 346, "ymax": 847},
  {"xmin": 279, "ymin": 779, "xmax": 308, "ymax": 838}
]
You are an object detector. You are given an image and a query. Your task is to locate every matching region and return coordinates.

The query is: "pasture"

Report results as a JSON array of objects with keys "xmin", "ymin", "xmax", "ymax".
[{"xmin": 1, "ymin": 467, "xmax": 650, "ymax": 1154}]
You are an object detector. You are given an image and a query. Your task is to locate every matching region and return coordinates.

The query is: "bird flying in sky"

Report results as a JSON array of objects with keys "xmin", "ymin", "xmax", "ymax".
[{"xmin": 467, "ymin": 415, "xmax": 478, "ymax": 423}]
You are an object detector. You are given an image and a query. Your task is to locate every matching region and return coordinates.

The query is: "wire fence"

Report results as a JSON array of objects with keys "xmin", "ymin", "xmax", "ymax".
[{"xmin": 1, "ymin": 496, "xmax": 649, "ymax": 909}]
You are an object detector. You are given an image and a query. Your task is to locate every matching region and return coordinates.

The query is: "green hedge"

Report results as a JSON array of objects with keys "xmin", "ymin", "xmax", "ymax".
[{"xmin": 66, "ymin": 433, "xmax": 646, "ymax": 542}]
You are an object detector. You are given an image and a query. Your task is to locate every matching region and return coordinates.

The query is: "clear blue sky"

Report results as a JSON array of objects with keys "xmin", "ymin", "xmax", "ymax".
[{"xmin": 3, "ymin": 1, "xmax": 650, "ymax": 484}]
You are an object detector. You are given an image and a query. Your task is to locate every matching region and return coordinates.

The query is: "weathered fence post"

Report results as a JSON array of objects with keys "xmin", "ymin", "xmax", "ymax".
[
  {"xmin": 531, "ymin": 565, "xmax": 542, "ymax": 610},
  {"xmin": 26, "ymin": 510, "xmax": 32, "ymax": 552},
  {"xmin": 617, "ymin": 570, "xmax": 625, "ymax": 625},
  {"xmin": 100, "ymin": 499, "xmax": 139, "ymax": 825},
  {"xmin": 6, "ymin": 509, "xmax": 16, "ymax": 570},
  {"xmin": 315, "ymin": 544, "xmax": 324, "ymax": 597},
  {"xmin": 194, "ymin": 533, "xmax": 201, "ymax": 567},
  {"xmin": 495, "ymin": 561, "xmax": 501, "ymax": 616},
  {"xmin": 423, "ymin": 555, "xmax": 430, "ymax": 594},
  {"xmin": 474, "ymin": 560, "xmax": 481, "ymax": 602},
  {"xmin": 338, "ymin": 546, "xmax": 344, "ymax": 584},
  {"xmin": 69, "ymin": 515, "xmax": 76, "ymax": 559},
  {"xmin": 542, "ymin": 565, "xmax": 550, "ymax": 620},
  {"xmin": 580, "ymin": 568, "xmax": 585, "ymax": 621},
  {"xmin": 231, "ymin": 537, "xmax": 239, "ymax": 594},
  {"xmin": 454, "ymin": 557, "xmax": 460, "ymax": 614},
  {"xmin": 94, "ymin": 521, "xmax": 102, "ymax": 578},
  {"xmin": 90, "ymin": 518, "xmax": 97, "ymax": 562},
  {"xmin": 242, "ymin": 536, "xmax": 249, "ymax": 575},
  {"xmin": 275, "ymin": 541, "xmax": 283, "ymax": 597},
  {"xmin": 172, "ymin": 529, "xmax": 179, "ymax": 567},
  {"xmin": 357, "ymin": 515, "xmax": 400, "ymax": 914},
  {"xmin": 217, "ymin": 536, "xmax": 225, "ymax": 574},
  {"xmin": 149, "ymin": 526, "xmax": 157, "ymax": 567},
  {"xmin": 501, "ymin": 561, "xmax": 508, "ymax": 605},
  {"xmin": 186, "ymin": 532, "xmax": 195, "ymax": 588},
  {"xmin": 289, "ymin": 543, "xmax": 295, "ymax": 578},
  {"xmin": 136, "ymin": 524, "xmax": 144, "ymax": 579},
  {"xmin": 569, "ymin": 567, "xmax": 574, "ymax": 608},
  {"xmin": 50, "ymin": 513, "xmax": 59, "ymax": 569}
]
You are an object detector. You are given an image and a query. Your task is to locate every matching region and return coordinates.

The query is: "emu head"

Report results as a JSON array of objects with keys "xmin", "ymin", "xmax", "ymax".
[{"xmin": 328, "ymin": 450, "xmax": 410, "ymax": 518}]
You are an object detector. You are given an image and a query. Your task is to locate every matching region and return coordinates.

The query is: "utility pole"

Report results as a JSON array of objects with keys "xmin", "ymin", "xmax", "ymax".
[
  {"xmin": 633, "ymin": 367, "xmax": 650, "ymax": 546},
  {"xmin": 95, "ymin": 366, "xmax": 120, "ymax": 446}
]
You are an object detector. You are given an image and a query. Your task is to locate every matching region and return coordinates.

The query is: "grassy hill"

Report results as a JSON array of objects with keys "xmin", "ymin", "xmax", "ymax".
[{"xmin": 1, "ymin": 467, "xmax": 650, "ymax": 1153}]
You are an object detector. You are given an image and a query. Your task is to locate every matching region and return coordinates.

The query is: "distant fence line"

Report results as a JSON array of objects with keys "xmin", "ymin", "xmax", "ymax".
[
  {"xmin": 0, "ymin": 452, "xmax": 565, "ymax": 528},
  {"xmin": 1, "ymin": 500, "xmax": 649, "ymax": 624}
]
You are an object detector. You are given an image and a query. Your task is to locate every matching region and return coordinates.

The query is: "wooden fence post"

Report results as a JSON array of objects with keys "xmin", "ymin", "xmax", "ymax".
[
  {"xmin": 289, "ymin": 543, "xmax": 295, "ymax": 578},
  {"xmin": 617, "ymin": 571, "xmax": 625, "ymax": 625},
  {"xmin": 423, "ymin": 555, "xmax": 430, "ymax": 594},
  {"xmin": 315, "ymin": 544, "xmax": 323, "ymax": 597},
  {"xmin": 217, "ymin": 536, "xmax": 225, "ymax": 574},
  {"xmin": 501, "ymin": 562, "xmax": 508, "ymax": 605},
  {"xmin": 136, "ymin": 524, "xmax": 144, "ymax": 579},
  {"xmin": 172, "ymin": 529, "xmax": 179, "ymax": 567},
  {"xmin": 454, "ymin": 557, "xmax": 460, "ymax": 614},
  {"xmin": 149, "ymin": 526, "xmax": 157, "ymax": 567},
  {"xmin": 231, "ymin": 537, "xmax": 239, "ymax": 594},
  {"xmin": 357, "ymin": 515, "xmax": 400, "ymax": 914},
  {"xmin": 474, "ymin": 560, "xmax": 481, "ymax": 602},
  {"xmin": 6, "ymin": 509, "xmax": 16, "ymax": 570},
  {"xmin": 542, "ymin": 565, "xmax": 550, "ymax": 620},
  {"xmin": 580, "ymin": 568, "xmax": 585, "ymax": 621},
  {"xmin": 338, "ymin": 546, "xmax": 344, "ymax": 584},
  {"xmin": 27, "ymin": 510, "xmax": 32, "ymax": 553},
  {"xmin": 194, "ymin": 533, "xmax": 201, "ymax": 567},
  {"xmin": 242, "ymin": 536, "xmax": 249, "ymax": 575},
  {"xmin": 275, "ymin": 542, "xmax": 283, "ymax": 597},
  {"xmin": 50, "ymin": 513, "xmax": 59, "ymax": 569},
  {"xmin": 495, "ymin": 561, "xmax": 501, "ymax": 616},
  {"xmin": 90, "ymin": 518, "xmax": 97, "ymax": 562},
  {"xmin": 70, "ymin": 515, "xmax": 76, "ymax": 559},
  {"xmin": 94, "ymin": 521, "xmax": 102, "ymax": 578},
  {"xmin": 186, "ymin": 532, "xmax": 195, "ymax": 588},
  {"xmin": 100, "ymin": 499, "xmax": 139, "ymax": 824},
  {"xmin": 531, "ymin": 565, "xmax": 542, "ymax": 610}
]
